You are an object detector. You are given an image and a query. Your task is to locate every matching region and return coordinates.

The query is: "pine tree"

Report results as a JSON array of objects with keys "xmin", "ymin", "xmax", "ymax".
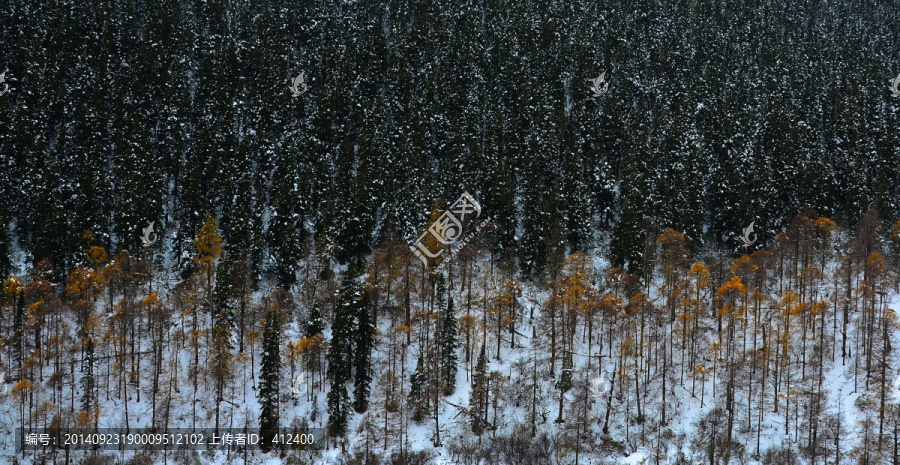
[
  {"xmin": 335, "ymin": 152, "xmax": 376, "ymax": 267},
  {"xmin": 0, "ymin": 204, "xmax": 10, "ymax": 278},
  {"xmin": 306, "ymin": 300, "xmax": 324, "ymax": 337},
  {"xmin": 610, "ymin": 198, "xmax": 646, "ymax": 276},
  {"xmin": 555, "ymin": 348, "xmax": 573, "ymax": 423},
  {"xmin": 213, "ymin": 251, "xmax": 238, "ymax": 347},
  {"xmin": 221, "ymin": 174, "xmax": 263, "ymax": 274},
  {"xmin": 409, "ymin": 354, "xmax": 426, "ymax": 423},
  {"xmin": 518, "ymin": 141, "xmax": 551, "ymax": 278},
  {"xmin": 435, "ymin": 274, "xmax": 447, "ymax": 312},
  {"xmin": 11, "ymin": 288, "xmax": 24, "ymax": 376},
  {"xmin": 470, "ymin": 343, "xmax": 489, "ymax": 436},
  {"xmin": 353, "ymin": 290, "xmax": 374, "ymax": 413},
  {"xmin": 440, "ymin": 296, "xmax": 459, "ymax": 396},
  {"xmin": 81, "ymin": 336, "xmax": 95, "ymax": 425},
  {"xmin": 562, "ymin": 151, "xmax": 593, "ymax": 252},
  {"xmin": 268, "ymin": 148, "xmax": 305, "ymax": 288},
  {"xmin": 326, "ymin": 272, "xmax": 361, "ymax": 437},
  {"xmin": 211, "ymin": 251, "xmax": 236, "ymax": 433},
  {"xmin": 326, "ymin": 380, "xmax": 351, "ymax": 439},
  {"xmin": 258, "ymin": 303, "xmax": 282, "ymax": 453},
  {"xmin": 486, "ymin": 158, "xmax": 517, "ymax": 251}
]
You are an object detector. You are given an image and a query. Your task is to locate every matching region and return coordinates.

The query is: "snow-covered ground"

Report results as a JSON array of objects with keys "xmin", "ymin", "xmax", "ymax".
[{"xmin": 2, "ymin": 248, "xmax": 898, "ymax": 465}]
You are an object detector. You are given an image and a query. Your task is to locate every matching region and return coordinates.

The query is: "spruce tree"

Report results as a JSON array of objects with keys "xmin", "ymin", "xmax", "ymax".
[
  {"xmin": 440, "ymin": 296, "xmax": 459, "ymax": 396},
  {"xmin": 11, "ymin": 290, "xmax": 24, "ymax": 376},
  {"xmin": 212, "ymin": 250, "xmax": 237, "ymax": 346},
  {"xmin": 470, "ymin": 343, "xmax": 488, "ymax": 435},
  {"xmin": 268, "ymin": 149, "xmax": 305, "ymax": 288},
  {"xmin": 555, "ymin": 349, "xmax": 573, "ymax": 423},
  {"xmin": 562, "ymin": 153, "xmax": 593, "ymax": 252},
  {"xmin": 258, "ymin": 305, "xmax": 282, "ymax": 452},
  {"xmin": 325, "ymin": 380, "xmax": 350, "ymax": 438},
  {"xmin": 0, "ymin": 205, "xmax": 10, "ymax": 278},
  {"xmin": 326, "ymin": 272, "xmax": 360, "ymax": 437},
  {"xmin": 306, "ymin": 300, "xmax": 324, "ymax": 337},
  {"xmin": 486, "ymin": 158, "xmax": 518, "ymax": 251},
  {"xmin": 336, "ymin": 155, "xmax": 375, "ymax": 266},
  {"xmin": 81, "ymin": 337, "xmax": 95, "ymax": 423},
  {"xmin": 435, "ymin": 274, "xmax": 447, "ymax": 309},
  {"xmin": 409, "ymin": 354, "xmax": 426, "ymax": 423},
  {"xmin": 519, "ymin": 141, "xmax": 549, "ymax": 278},
  {"xmin": 353, "ymin": 290, "xmax": 374, "ymax": 413},
  {"xmin": 610, "ymin": 199, "xmax": 646, "ymax": 276}
]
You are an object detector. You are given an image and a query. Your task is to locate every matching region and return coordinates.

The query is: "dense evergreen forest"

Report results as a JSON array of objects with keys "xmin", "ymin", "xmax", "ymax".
[
  {"xmin": 1, "ymin": 0, "xmax": 899, "ymax": 279},
  {"xmin": 2, "ymin": 0, "xmax": 900, "ymax": 464}
]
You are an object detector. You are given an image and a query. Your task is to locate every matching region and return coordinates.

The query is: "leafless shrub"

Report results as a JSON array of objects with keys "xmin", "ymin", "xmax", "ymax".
[
  {"xmin": 383, "ymin": 450, "xmax": 434, "ymax": 465},
  {"xmin": 761, "ymin": 446, "xmax": 798, "ymax": 465}
]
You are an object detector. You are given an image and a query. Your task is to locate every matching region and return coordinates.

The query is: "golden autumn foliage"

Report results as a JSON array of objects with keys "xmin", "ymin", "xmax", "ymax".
[
  {"xmin": 814, "ymin": 217, "xmax": 838, "ymax": 236},
  {"xmin": 1, "ymin": 275, "xmax": 23, "ymax": 304},
  {"xmin": 194, "ymin": 213, "xmax": 222, "ymax": 273},
  {"xmin": 88, "ymin": 245, "xmax": 109, "ymax": 269},
  {"xmin": 621, "ymin": 334, "xmax": 635, "ymax": 357},
  {"xmin": 690, "ymin": 262, "xmax": 710, "ymax": 290},
  {"xmin": 298, "ymin": 333, "xmax": 328, "ymax": 353},
  {"xmin": 657, "ymin": 228, "xmax": 691, "ymax": 274},
  {"xmin": 85, "ymin": 315, "xmax": 102, "ymax": 335},
  {"xmin": 865, "ymin": 252, "xmax": 887, "ymax": 277},
  {"xmin": 66, "ymin": 266, "xmax": 104, "ymax": 300},
  {"xmin": 554, "ymin": 252, "xmax": 595, "ymax": 311},
  {"xmin": 458, "ymin": 314, "xmax": 478, "ymax": 329},
  {"xmin": 810, "ymin": 299, "xmax": 827, "ymax": 317},
  {"xmin": 12, "ymin": 378, "xmax": 34, "ymax": 395},
  {"xmin": 692, "ymin": 365, "xmax": 712, "ymax": 379},
  {"xmin": 599, "ymin": 294, "xmax": 623, "ymax": 316},
  {"xmin": 27, "ymin": 299, "xmax": 44, "ymax": 322},
  {"xmin": 717, "ymin": 275, "xmax": 747, "ymax": 298},
  {"xmin": 779, "ymin": 292, "xmax": 802, "ymax": 317},
  {"xmin": 625, "ymin": 292, "xmax": 652, "ymax": 317},
  {"xmin": 1, "ymin": 207, "xmax": 898, "ymax": 453},
  {"xmin": 142, "ymin": 293, "xmax": 160, "ymax": 306},
  {"xmin": 76, "ymin": 410, "xmax": 94, "ymax": 427},
  {"xmin": 730, "ymin": 254, "xmax": 756, "ymax": 279}
]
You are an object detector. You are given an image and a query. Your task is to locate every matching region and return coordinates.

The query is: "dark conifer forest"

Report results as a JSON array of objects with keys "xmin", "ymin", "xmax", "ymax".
[{"xmin": 1, "ymin": 0, "xmax": 900, "ymax": 463}]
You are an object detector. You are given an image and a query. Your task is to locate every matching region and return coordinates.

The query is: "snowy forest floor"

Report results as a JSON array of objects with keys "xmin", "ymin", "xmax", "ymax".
[{"xmin": 2, "ymin": 216, "xmax": 900, "ymax": 465}]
